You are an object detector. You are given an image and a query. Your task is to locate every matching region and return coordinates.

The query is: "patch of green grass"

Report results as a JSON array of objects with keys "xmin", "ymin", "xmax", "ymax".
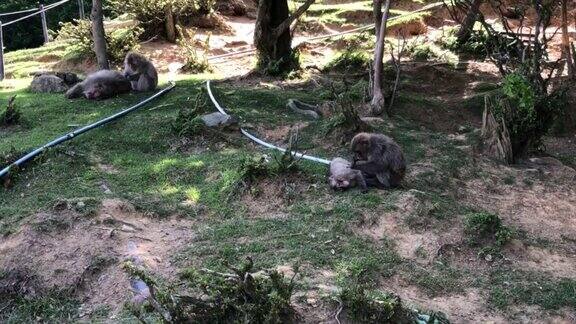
[
  {"xmin": 488, "ymin": 269, "xmax": 576, "ymax": 310},
  {"xmin": 181, "ymin": 208, "xmax": 401, "ymax": 272},
  {"xmin": 4, "ymin": 41, "xmax": 69, "ymax": 78},
  {"xmin": 464, "ymin": 212, "xmax": 512, "ymax": 247},
  {"xmin": 324, "ymin": 48, "xmax": 371, "ymax": 73},
  {"xmin": 405, "ymin": 40, "xmax": 458, "ymax": 66},
  {"xmin": 405, "ymin": 262, "xmax": 467, "ymax": 297},
  {"xmin": 0, "ymin": 292, "xmax": 80, "ymax": 323}
]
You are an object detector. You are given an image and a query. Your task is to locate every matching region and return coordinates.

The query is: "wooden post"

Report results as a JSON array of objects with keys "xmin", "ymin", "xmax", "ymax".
[
  {"xmin": 0, "ymin": 21, "xmax": 4, "ymax": 81},
  {"xmin": 78, "ymin": 0, "xmax": 85, "ymax": 19},
  {"xmin": 40, "ymin": 4, "xmax": 49, "ymax": 44}
]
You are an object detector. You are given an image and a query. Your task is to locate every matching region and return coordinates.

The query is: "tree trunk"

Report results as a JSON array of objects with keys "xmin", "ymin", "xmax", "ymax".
[
  {"xmin": 254, "ymin": 0, "xmax": 315, "ymax": 74},
  {"xmin": 561, "ymin": 0, "xmax": 574, "ymax": 79},
  {"xmin": 456, "ymin": 0, "xmax": 482, "ymax": 44},
  {"xmin": 370, "ymin": 0, "xmax": 391, "ymax": 116},
  {"xmin": 373, "ymin": 0, "xmax": 383, "ymax": 39},
  {"xmin": 91, "ymin": 0, "xmax": 109, "ymax": 70},
  {"xmin": 165, "ymin": 4, "xmax": 176, "ymax": 43}
]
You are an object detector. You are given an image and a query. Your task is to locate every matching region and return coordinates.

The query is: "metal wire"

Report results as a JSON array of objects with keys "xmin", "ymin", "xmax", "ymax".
[
  {"xmin": 3, "ymin": 0, "xmax": 71, "ymax": 27},
  {"xmin": 207, "ymin": 1, "xmax": 445, "ymax": 62}
]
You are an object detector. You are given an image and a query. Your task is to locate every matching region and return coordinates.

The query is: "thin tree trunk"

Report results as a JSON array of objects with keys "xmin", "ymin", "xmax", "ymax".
[
  {"xmin": 373, "ymin": 0, "xmax": 383, "ymax": 39},
  {"xmin": 561, "ymin": 0, "xmax": 574, "ymax": 78},
  {"xmin": 370, "ymin": 0, "xmax": 391, "ymax": 116},
  {"xmin": 165, "ymin": 4, "xmax": 176, "ymax": 43},
  {"xmin": 91, "ymin": 0, "xmax": 109, "ymax": 70},
  {"xmin": 456, "ymin": 0, "xmax": 482, "ymax": 44}
]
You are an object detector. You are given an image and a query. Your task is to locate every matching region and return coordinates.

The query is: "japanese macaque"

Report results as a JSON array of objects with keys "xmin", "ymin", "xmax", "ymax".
[
  {"xmin": 65, "ymin": 70, "xmax": 131, "ymax": 100},
  {"xmin": 123, "ymin": 52, "xmax": 158, "ymax": 92},
  {"xmin": 351, "ymin": 133, "xmax": 406, "ymax": 189},
  {"xmin": 329, "ymin": 157, "xmax": 368, "ymax": 192}
]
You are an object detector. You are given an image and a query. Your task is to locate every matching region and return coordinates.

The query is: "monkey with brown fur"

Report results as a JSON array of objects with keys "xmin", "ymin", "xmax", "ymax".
[
  {"xmin": 329, "ymin": 157, "xmax": 369, "ymax": 192},
  {"xmin": 66, "ymin": 70, "xmax": 131, "ymax": 100},
  {"xmin": 123, "ymin": 52, "xmax": 158, "ymax": 92},
  {"xmin": 350, "ymin": 133, "xmax": 406, "ymax": 189}
]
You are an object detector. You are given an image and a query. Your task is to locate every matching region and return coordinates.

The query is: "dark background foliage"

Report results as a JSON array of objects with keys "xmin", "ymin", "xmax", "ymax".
[{"xmin": 0, "ymin": 0, "xmax": 95, "ymax": 51}]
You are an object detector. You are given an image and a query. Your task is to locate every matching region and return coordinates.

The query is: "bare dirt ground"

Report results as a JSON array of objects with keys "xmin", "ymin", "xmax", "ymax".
[{"xmin": 0, "ymin": 199, "xmax": 195, "ymax": 318}]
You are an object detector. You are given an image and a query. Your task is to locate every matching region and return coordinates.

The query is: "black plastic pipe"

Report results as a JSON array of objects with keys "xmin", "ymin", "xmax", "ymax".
[{"xmin": 0, "ymin": 82, "xmax": 176, "ymax": 179}]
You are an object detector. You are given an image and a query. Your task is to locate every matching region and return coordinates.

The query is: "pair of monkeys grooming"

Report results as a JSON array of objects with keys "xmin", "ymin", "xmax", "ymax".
[
  {"xmin": 66, "ymin": 52, "xmax": 158, "ymax": 100},
  {"xmin": 329, "ymin": 133, "xmax": 406, "ymax": 192}
]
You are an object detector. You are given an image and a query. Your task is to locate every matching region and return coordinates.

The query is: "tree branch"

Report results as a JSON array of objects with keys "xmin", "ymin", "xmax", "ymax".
[{"xmin": 273, "ymin": 0, "xmax": 316, "ymax": 39}]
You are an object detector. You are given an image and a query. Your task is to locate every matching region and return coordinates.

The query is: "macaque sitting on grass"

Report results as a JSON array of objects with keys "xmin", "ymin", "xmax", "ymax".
[
  {"xmin": 123, "ymin": 52, "xmax": 158, "ymax": 92},
  {"xmin": 329, "ymin": 157, "xmax": 368, "ymax": 192},
  {"xmin": 351, "ymin": 132, "xmax": 406, "ymax": 189}
]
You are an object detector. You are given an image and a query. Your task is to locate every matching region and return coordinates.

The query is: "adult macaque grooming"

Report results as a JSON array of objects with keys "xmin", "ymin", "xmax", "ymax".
[
  {"xmin": 329, "ymin": 157, "xmax": 368, "ymax": 192},
  {"xmin": 65, "ymin": 70, "xmax": 132, "ymax": 100},
  {"xmin": 123, "ymin": 52, "xmax": 158, "ymax": 92},
  {"xmin": 351, "ymin": 133, "xmax": 406, "ymax": 189}
]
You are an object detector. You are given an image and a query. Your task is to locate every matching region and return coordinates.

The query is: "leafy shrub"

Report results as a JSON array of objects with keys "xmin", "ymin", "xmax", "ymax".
[
  {"xmin": 125, "ymin": 259, "xmax": 297, "ymax": 323},
  {"xmin": 338, "ymin": 269, "xmax": 450, "ymax": 323},
  {"xmin": 107, "ymin": 0, "xmax": 216, "ymax": 39},
  {"xmin": 55, "ymin": 19, "xmax": 93, "ymax": 60},
  {"xmin": 489, "ymin": 72, "xmax": 565, "ymax": 157},
  {"xmin": 464, "ymin": 212, "xmax": 512, "ymax": 247},
  {"xmin": 324, "ymin": 48, "xmax": 370, "ymax": 73},
  {"xmin": 1, "ymin": 96, "xmax": 21, "ymax": 127},
  {"xmin": 257, "ymin": 49, "xmax": 302, "ymax": 77},
  {"xmin": 107, "ymin": 27, "xmax": 144, "ymax": 63},
  {"xmin": 176, "ymin": 26, "xmax": 212, "ymax": 73},
  {"xmin": 405, "ymin": 41, "xmax": 458, "ymax": 66},
  {"xmin": 440, "ymin": 24, "xmax": 490, "ymax": 56},
  {"xmin": 196, "ymin": 0, "xmax": 216, "ymax": 15},
  {"xmin": 172, "ymin": 93, "xmax": 209, "ymax": 136},
  {"xmin": 56, "ymin": 19, "xmax": 142, "ymax": 63}
]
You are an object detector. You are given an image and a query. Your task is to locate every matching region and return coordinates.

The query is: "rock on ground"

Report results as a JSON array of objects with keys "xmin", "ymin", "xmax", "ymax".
[
  {"xmin": 29, "ymin": 74, "xmax": 69, "ymax": 93},
  {"xmin": 200, "ymin": 112, "xmax": 239, "ymax": 130}
]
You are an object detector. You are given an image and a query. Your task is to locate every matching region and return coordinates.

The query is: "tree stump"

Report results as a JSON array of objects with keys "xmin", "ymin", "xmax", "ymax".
[{"xmin": 481, "ymin": 96, "xmax": 514, "ymax": 164}]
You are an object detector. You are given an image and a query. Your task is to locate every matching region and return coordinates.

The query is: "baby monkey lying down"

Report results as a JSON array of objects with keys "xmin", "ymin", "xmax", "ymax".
[{"xmin": 328, "ymin": 157, "xmax": 368, "ymax": 192}]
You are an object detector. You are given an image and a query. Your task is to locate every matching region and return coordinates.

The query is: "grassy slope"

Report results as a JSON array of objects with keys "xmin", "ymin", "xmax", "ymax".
[
  {"xmin": 2, "ymin": 73, "xmax": 575, "ymax": 321},
  {"xmin": 2, "ymin": 3, "xmax": 576, "ymax": 319}
]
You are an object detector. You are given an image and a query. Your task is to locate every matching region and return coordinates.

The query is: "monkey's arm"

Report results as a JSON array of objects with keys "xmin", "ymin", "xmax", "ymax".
[
  {"xmin": 352, "ymin": 170, "xmax": 369, "ymax": 193},
  {"xmin": 353, "ymin": 161, "xmax": 391, "ymax": 189},
  {"xmin": 124, "ymin": 72, "xmax": 141, "ymax": 81},
  {"xmin": 65, "ymin": 83, "xmax": 84, "ymax": 99}
]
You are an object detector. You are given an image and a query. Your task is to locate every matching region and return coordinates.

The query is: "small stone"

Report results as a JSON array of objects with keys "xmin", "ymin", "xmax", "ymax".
[
  {"xmin": 458, "ymin": 125, "xmax": 471, "ymax": 133},
  {"xmin": 200, "ymin": 112, "xmax": 239, "ymax": 129},
  {"xmin": 76, "ymin": 201, "xmax": 86, "ymax": 209},
  {"xmin": 484, "ymin": 254, "xmax": 493, "ymax": 262},
  {"xmin": 121, "ymin": 224, "xmax": 136, "ymax": 233}
]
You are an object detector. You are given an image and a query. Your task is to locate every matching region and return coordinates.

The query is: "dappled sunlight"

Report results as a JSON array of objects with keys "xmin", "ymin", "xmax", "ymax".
[
  {"xmin": 152, "ymin": 158, "xmax": 180, "ymax": 173},
  {"xmin": 159, "ymin": 184, "xmax": 180, "ymax": 196},
  {"xmin": 185, "ymin": 187, "xmax": 201, "ymax": 204},
  {"xmin": 152, "ymin": 158, "xmax": 206, "ymax": 174}
]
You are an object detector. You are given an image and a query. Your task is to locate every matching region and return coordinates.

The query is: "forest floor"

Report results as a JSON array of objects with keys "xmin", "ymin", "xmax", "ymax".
[{"xmin": 1, "ymin": 1, "xmax": 576, "ymax": 323}]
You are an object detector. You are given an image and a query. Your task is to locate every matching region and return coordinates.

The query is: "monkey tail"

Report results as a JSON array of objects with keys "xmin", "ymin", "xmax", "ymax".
[{"xmin": 206, "ymin": 80, "xmax": 331, "ymax": 165}]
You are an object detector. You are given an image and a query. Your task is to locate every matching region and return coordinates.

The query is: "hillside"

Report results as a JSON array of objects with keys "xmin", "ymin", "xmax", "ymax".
[{"xmin": 1, "ymin": 1, "xmax": 576, "ymax": 323}]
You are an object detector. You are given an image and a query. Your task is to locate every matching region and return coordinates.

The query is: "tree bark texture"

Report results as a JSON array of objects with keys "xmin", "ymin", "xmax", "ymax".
[
  {"xmin": 91, "ymin": 0, "xmax": 109, "ymax": 70},
  {"xmin": 561, "ymin": 0, "xmax": 574, "ymax": 78},
  {"xmin": 370, "ymin": 0, "xmax": 391, "ymax": 116},
  {"xmin": 456, "ymin": 0, "xmax": 483, "ymax": 44}
]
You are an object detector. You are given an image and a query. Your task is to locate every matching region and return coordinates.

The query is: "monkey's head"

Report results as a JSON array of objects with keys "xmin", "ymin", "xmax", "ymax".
[
  {"xmin": 351, "ymin": 133, "xmax": 371, "ymax": 161},
  {"xmin": 84, "ymin": 83, "xmax": 105, "ymax": 100},
  {"xmin": 125, "ymin": 52, "xmax": 145, "ymax": 71},
  {"xmin": 329, "ymin": 175, "xmax": 350, "ymax": 191}
]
